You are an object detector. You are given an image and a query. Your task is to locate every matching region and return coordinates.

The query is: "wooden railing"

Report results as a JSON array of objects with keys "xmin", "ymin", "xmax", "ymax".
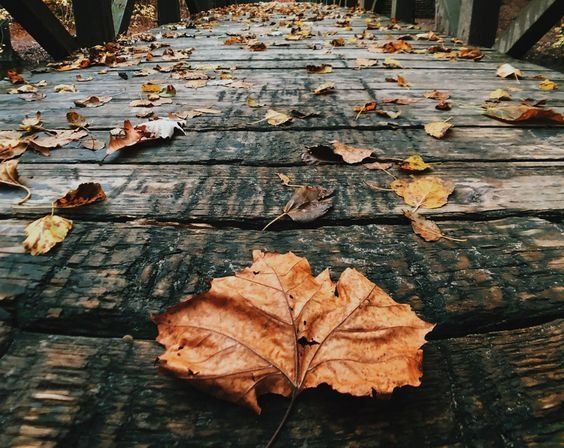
[{"xmin": 0, "ymin": 0, "xmax": 562, "ymax": 60}]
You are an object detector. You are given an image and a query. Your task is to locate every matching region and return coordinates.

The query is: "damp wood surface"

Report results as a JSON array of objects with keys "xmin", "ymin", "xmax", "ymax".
[{"xmin": 0, "ymin": 3, "xmax": 563, "ymax": 447}]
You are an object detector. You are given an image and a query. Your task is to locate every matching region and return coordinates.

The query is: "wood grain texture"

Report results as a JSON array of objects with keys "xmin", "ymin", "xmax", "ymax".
[
  {"xmin": 0, "ymin": 217, "xmax": 562, "ymax": 339},
  {"xmin": 0, "ymin": 321, "xmax": 561, "ymax": 447}
]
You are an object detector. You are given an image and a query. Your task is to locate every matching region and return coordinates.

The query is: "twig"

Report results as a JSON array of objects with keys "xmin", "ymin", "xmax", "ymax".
[
  {"xmin": 265, "ymin": 390, "xmax": 298, "ymax": 448},
  {"xmin": 262, "ymin": 212, "xmax": 287, "ymax": 231}
]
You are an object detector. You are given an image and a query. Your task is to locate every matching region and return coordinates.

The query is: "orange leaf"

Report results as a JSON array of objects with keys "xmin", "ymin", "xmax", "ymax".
[
  {"xmin": 155, "ymin": 251, "xmax": 434, "ymax": 413},
  {"xmin": 483, "ymin": 104, "xmax": 563, "ymax": 123},
  {"xmin": 53, "ymin": 182, "xmax": 107, "ymax": 209}
]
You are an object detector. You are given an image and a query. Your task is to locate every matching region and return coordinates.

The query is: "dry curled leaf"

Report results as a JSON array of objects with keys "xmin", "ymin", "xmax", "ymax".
[
  {"xmin": 74, "ymin": 96, "xmax": 112, "ymax": 108},
  {"xmin": 23, "ymin": 215, "xmax": 72, "ymax": 256},
  {"xmin": 19, "ymin": 112, "xmax": 43, "ymax": 132},
  {"xmin": 313, "ymin": 82, "xmax": 335, "ymax": 95},
  {"xmin": 28, "ymin": 129, "xmax": 88, "ymax": 156},
  {"xmin": 332, "ymin": 141, "xmax": 373, "ymax": 164},
  {"xmin": 53, "ymin": 182, "xmax": 107, "ymax": 208},
  {"xmin": 306, "ymin": 64, "xmax": 332, "ymax": 74},
  {"xmin": 8, "ymin": 84, "xmax": 37, "ymax": 95},
  {"xmin": 483, "ymin": 104, "xmax": 563, "ymax": 124},
  {"xmin": 424, "ymin": 90, "xmax": 449, "ymax": 101},
  {"xmin": 54, "ymin": 84, "xmax": 77, "ymax": 93},
  {"xmin": 383, "ymin": 58, "xmax": 402, "ymax": 68},
  {"xmin": 364, "ymin": 161, "xmax": 393, "ymax": 171},
  {"xmin": 489, "ymin": 89, "xmax": 511, "ymax": 101},
  {"xmin": 155, "ymin": 250, "xmax": 434, "ymax": 413},
  {"xmin": 539, "ymin": 79, "xmax": 558, "ymax": 91},
  {"xmin": 66, "ymin": 111, "xmax": 88, "ymax": 128},
  {"xmin": 141, "ymin": 82, "xmax": 162, "ymax": 93},
  {"xmin": 424, "ymin": 121, "xmax": 453, "ymax": 139},
  {"xmin": 7, "ymin": 70, "xmax": 25, "ymax": 84},
  {"xmin": 355, "ymin": 58, "xmax": 378, "ymax": 69},
  {"xmin": 265, "ymin": 109, "xmax": 292, "ymax": 126},
  {"xmin": 1, "ymin": 159, "xmax": 32, "ymax": 204},
  {"xmin": 391, "ymin": 176, "xmax": 455, "ymax": 209},
  {"xmin": 108, "ymin": 119, "xmax": 185, "ymax": 154},
  {"xmin": 400, "ymin": 154, "xmax": 431, "ymax": 172},
  {"xmin": 246, "ymin": 96, "xmax": 264, "ymax": 108},
  {"xmin": 404, "ymin": 210, "xmax": 465, "ymax": 242},
  {"xmin": 0, "ymin": 131, "xmax": 27, "ymax": 161},
  {"xmin": 496, "ymin": 63, "xmax": 522, "ymax": 79}
]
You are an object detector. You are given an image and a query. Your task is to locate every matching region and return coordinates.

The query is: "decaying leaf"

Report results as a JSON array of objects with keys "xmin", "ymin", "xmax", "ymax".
[
  {"xmin": 23, "ymin": 215, "xmax": 73, "ymax": 256},
  {"xmin": 364, "ymin": 161, "xmax": 393, "ymax": 172},
  {"xmin": 155, "ymin": 250, "xmax": 434, "ymax": 412},
  {"xmin": 539, "ymin": 79, "xmax": 558, "ymax": 91},
  {"xmin": 355, "ymin": 58, "xmax": 378, "ymax": 69},
  {"xmin": 246, "ymin": 96, "xmax": 264, "ymax": 108},
  {"xmin": 76, "ymin": 74, "xmax": 93, "ymax": 82},
  {"xmin": 74, "ymin": 96, "xmax": 112, "ymax": 108},
  {"xmin": 399, "ymin": 154, "xmax": 431, "ymax": 172},
  {"xmin": 276, "ymin": 172, "xmax": 303, "ymax": 188},
  {"xmin": 8, "ymin": 84, "xmax": 38, "ymax": 95},
  {"xmin": 489, "ymin": 89, "xmax": 511, "ymax": 101},
  {"xmin": 404, "ymin": 210, "xmax": 465, "ymax": 242},
  {"xmin": 383, "ymin": 58, "xmax": 402, "ymax": 68},
  {"xmin": 19, "ymin": 112, "xmax": 43, "ymax": 132},
  {"xmin": 54, "ymin": 182, "xmax": 107, "ymax": 208},
  {"xmin": 313, "ymin": 82, "xmax": 335, "ymax": 95},
  {"xmin": 496, "ymin": 63, "xmax": 522, "ymax": 79},
  {"xmin": 424, "ymin": 90, "xmax": 449, "ymax": 101},
  {"xmin": 265, "ymin": 109, "xmax": 292, "ymax": 126},
  {"xmin": 54, "ymin": 84, "xmax": 77, "ymax": 93},
  {"xmin": 306, "ymin": 64, "xmax": 332, "ymax": 74},
  {"xmin": 435, "ymin": 100, "xmax": 451, "ymax": 111},
  {"xmin": 424, "ymin": 121, "xmax": 453, "ymax": 139},
  {"xmin": 483, "ymin": 104, "xmax": 563, "ymax": 123},
  {"xmin": 66, "ymin": 111, "xmax": 88, "ymax": 128},
  {"xmin": 386, "ymin": 75, "xmax": 410, "ymax": 88},
  {"xmin": 0, "ymin": 131, "xmax": 27, "ymax": 161},
  {"xmin": 376, "ymin": 110, "xmax": 401, "ymax": 119},
  {"xmin": 391, "ymin": 176, "xmax": 455, "ymax": 209},
  {"xmin": 332, "ymin": 141, "xmax": 373, "ymax": 164},
  {"xmin": 28, "ymin": 129, "xmax": 88, "ymax": 155},
  {"xmin": 108, "ymin": 119, "xmax": 185, "ymax": 154},
  {"xmin": 0, "ymin": 159, "xmax": 32, "ymax": 204}
]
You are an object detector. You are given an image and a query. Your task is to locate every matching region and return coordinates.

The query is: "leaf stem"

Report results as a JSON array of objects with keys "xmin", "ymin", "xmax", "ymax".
[
  {"xmin": 262, "ymin": 212, "xmax": 287, "ymax": 231},
  {"xmin": 265, "ymin": 390, "xmax": 298, "ymax": 448}
]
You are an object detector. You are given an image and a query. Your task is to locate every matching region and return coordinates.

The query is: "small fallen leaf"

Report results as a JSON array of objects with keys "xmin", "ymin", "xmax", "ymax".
[
  {"xmin": 355, "ymin": 58, "xmax": 378, "ymax": 69},
  {"xmin": 313, "ymin": 82, "xmax": 335, "ymax": 95},
  {"xmin": 246, "ymin": 96, "xmax": 264, "ymax": 108},
  {"xmin": 75, "ymin": 74, "xmax": 93, "ymax": 82},
  {"xmin": 23, "ymin": 215, "xmax": 73, "ymax": 256},
  {"xmin": 399, "ymin": 154, "xmax": 431, "ymax": 172},
  {"xmin": 81, "ymin": 136, "xmax": 105, "ymax": 151},
  {"xmin": 424, "ymin": 90, "xmax": 450, "ymax": 101},
  {"xmin": 489, "ymin": 89, "xmax": 511, "ymax": 101},
  {"xmin": 424, "ymin": 121, "xmax": 453, "ymax": 139},
  {"xmin": 107, "ymin": 119, "xmax": 185, "ymax": 155},
  {"xmin": 54, "ymin": 182, "xmax": 106, "ymax": 208},
  {"xmin": 391, "ymin": 176, "xmax": 455, "ymax": 209},
  {"xmin": 539, "ymin": 79, "xmax": 558, "ymax": 91},
  {"xmin": 265, "ymin": 109, "xmax": 292, "ymax": 126},
  {"xmin": 0, "ymin": 131, "xmax": 27, "ymax": 161},
  {"xmin": 383, "ymin": 58, "xmax": 402, "ymax": 68},
  {"xmin": 332, "ymin": 141, "xmax": 373, "ymax": 164},
  {"xmin": 8, "ymin": 85, "xmax": 38, "ymax": 94},
  {"xmin": 483, "ymin": 104, "xmax": 563, "ymax": 123},
  {"xmin": 66, "ymin": 111, "xmax": 88, "ymax": 128},
  {"xmin": 28, "ymin": 129, "xmax": 88, "ymax": 155},
  {"xmin": 19, "ymin": 93, "xmax": 46, "ymax": 102},
  {"xmin": 435, "ymin": 100, "xmax": 451, "ymax": 111},
  {"xmin": 364, "ymin": 161, "xmax": 393, "ymax": 171},
  {"xmin": 404, "ymin": 210, "xmax": 465, "ymax": 242},
  {"xmin": 457, "ymin": 47, "xmax": 484, "ymax": 61},
  {"xmin": 142, "ymin": 82, "xmax": 163, "ymax": 93},
  {"xmin": 306, "ymin": 64, "xmax": 332, "ymax": 74},
  {"xmin": 248, "ymin": 41, "xmax": 267, "ymax": 51},
  {"xmin": 54, "ymin": 84, "xmax": 77, "ymax": 93},
  {"xmin": 496, "ymin": 63, "xmax": 522, "ymax": 79},
  {"xmin": 19, "ymin": 112, "xmax": 43, "ymax": 132},
  {"xmin": 330, "ymin": 37, "xmax": 345, "ymax": 47},
  {"xmin": 376, "ymin": 110, "xmax": 401, "ymax": 119},
  {"xmin": 0, "ymin": 159, "xmax": 32, "ymax": 204},
  {"xmin": 74, "ymin": 96, "xmax": 112, "ymax": 108},
  {"xmin": 7, "ymin": 70, "xmax": 25, "ymax": 84}
]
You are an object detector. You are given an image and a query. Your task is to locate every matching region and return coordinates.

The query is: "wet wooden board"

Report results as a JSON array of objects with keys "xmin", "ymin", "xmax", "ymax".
[
  {"xmin": 1, "ymin": 162, "xmax": 562, "ymax": 222},
  {"xmin": 0, "ymin": 321, "xmax": 561, "ymax": 447},
  {"xmin": 0, "ymin": 217, "xmax": 562, "ymax": 339}
]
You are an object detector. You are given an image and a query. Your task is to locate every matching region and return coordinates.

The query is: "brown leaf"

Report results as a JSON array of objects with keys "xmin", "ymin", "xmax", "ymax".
[
  {"xmin": 391, "ymin": 176, "xmax": 455, "ymax": 209},
  {"xmin": 74, "ymin": 96, "xmax": 112, "ymax": 108},
  {"xmin": 23, "ymin": 215, "xmax": 73, "ymax": 256},
  {"xmin": 399, "ymin": 154, "xmax": 431, "ymax": 172},
  {"xmin": 383, "ymin": 58, "xmax": 402, "ymax": 68},
  {"xmin": 28, "ymin": 129, "xmax": 88, "ymax": 155},
  {"xmin": 313, "ymin": 82, "xmax": 335, "ymax": 95},
  {"xmin": 155, "ymin": 250, "xmax": 434, "ymax": 412},
  {"xmin": 424, "ymin": 121, "xmax": 453, "ymax": 139},
  {"xmin": 81, "ymin": 136, "xmax": 105, "ymax": 151},
  {"xmin": 404, "ymin": 210, "xmax": 465, "ymax": 242},
  {"xmin": 66, "ymin": 111, "xmax": 88, "ymax": 128},
  {"xmin": 435, "ymin": 100, "xmax": 451, "ymax": 111},
  {"xmin": 332, "ymin": 141, "xmax": 373, "ymax": 164},
  {"xmin": 364, "ymin": 161, "xmax": 393, "ymax": 171},
  {"xmin": 424, "ymin": 90, "xmax": 450, "ymax": 101},
  {"xmin": 54, "ymin": 84, "xmax": 77, "ymax": 93},
  {"xmin": 19, "ymin": 112, "xmax": 43, "ymax": 132},
  {"xmin": 7, "ymin": 70, "xmax": 25, "ymax": 84},
  {"xmin": 496, "ymin": 63, "xmax": 522, "ymax": 79},
  {"xmin": 457, "ymin": 47, "xmax": 484, "ymax": 61},
  {"xmin": 265, "ymin": 109, "xmax": 292, "ymax": 126},
  {"xmin": 306, "ymin": 64, "xmax": 332, "ymax": 74},
  {"xmin": 539, "ymin": 79, "xmax": 558, "ymax": 91},
  {"xmin": 483, "ymin": 104, "xmax": 563, "ymax": 123},
  {"xmin": 330, "ymin": 37, "xmax": 345, "ymax": 47},
  {"xmin": 283, "ymin": 186, "xmax": 334, "ymax": 223},
  {"xmin": 108, "ymin": 119, "xmax": 185, "ymax": 154},
  {"xmin": 355, "ymin": 58, "xmax": 378, "ymax": 69},
  {"xmin": 0, "ymin": 159, "xmax": 32, "ymax": 204},
  {"xmin": 54, "ymin": 182, "xmax": 107, "ymax": 208},
  {"xmin": 0, "ymin": 131, "xmax": 27, "ymax": 161},
  {"xmin": 489, "ymin": 89, "xmax": 511, "ymax": 101}
]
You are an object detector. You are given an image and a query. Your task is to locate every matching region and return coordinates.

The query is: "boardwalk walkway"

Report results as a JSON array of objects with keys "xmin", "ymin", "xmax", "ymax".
[{"xmin": 1, "ymin": 2, "xmax": 563, "ymax": 446}]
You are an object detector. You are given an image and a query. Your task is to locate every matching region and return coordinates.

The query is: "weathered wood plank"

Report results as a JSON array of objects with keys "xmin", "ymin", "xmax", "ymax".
[
  {"xmin": 16, "ymin": 128, "xmax": 564, "ymax": 165},
  {"xmin": 0, "ymin": 0, "xmax": 77, "ymax": 60},
  {"xmin": 0, "ymin": 322, "xmax": 561, "ymax": 446},
  {"xmin": 1, "ymin": 162, "xmax": 563, "ymax": 223},
  {"xmin": 496, "ymin": 0, "xmax": 564, "ymax": 58},
  {"xmin": 0, "ymin": 217, "xmax": 562, "ymax": 338}
]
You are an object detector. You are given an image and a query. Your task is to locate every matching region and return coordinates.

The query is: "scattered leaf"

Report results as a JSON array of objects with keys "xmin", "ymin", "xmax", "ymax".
[
  {"xmin": 155, "ymin": 250, "xmax": 434, "ymax": 412},
  {"xmin": 496, "ymin": 63, "xmax": 522, "ymax": 79},
  {"xmin": 8, "ymin": 84, "xmax": 38, "ymax": 94},
  {"xmin": 400, "ymin": 155, "xmax": 431, "ymax": 172},
  {"xmin": 391, "ymin": 176, "xmax": 455, "ymax": 209},
  {"xmin": 19, "ymin": 112, "xmax": 43, "ymax": 132},
  {"xmin": 0, "ymin": 131, "xmax": 27, "ymax": 161},
  {"xmin": 66, "ymin": 111, "xmax": 88, "ymax": 128},
  {"xmin": 28, "ymin": 129, "xmax": 88, "ymax": 155},
  {"xmin": 489, "ymin": 89, "xmax": 511, "ymax": 101},
  {"xmin": 108, "ymin": 119, "xmax": 185, "ymax": 154},
  {"xmin": 364, "ymin": 161, "xmax": 393, "ymax": 171},
  {"xmin": 246, "ymin": 96, "xmax": 264, "ymax": 108},
  {"xmin": 383, "ymin": 58, "xmax": 402, "ymax": 68},
  {"xmin": 306, "ymin": 64, "xmax": 332, "ymax": 74},
  {"xmin": 404, "ymin": 210, "xmax": 465, "ymax": 242},
  {"xmin": 74, "ymin": 96, "xmax": 112, "ymax": 108},
  {"xmin": 355, "ymin": 58, "xmax": 378, "ymax": 69},
  {"xmin": 424, "ymin": 121, "xmax": 453, "ymax": 139},
  {"xmin": 185, "ymin": 79, "xmax": 208, "ymax": 89},
  {"xmin": 7, "ymin": 70, "xmax": 25, "ymax": 84},
  {"xmin": 539, "ymin": 79, "xmax": 558, "ymax": 91},
  {"xmin": 81, "ymin": 136, "xmax": 105, "ymax": 151},
  {"xmin": 76, "ymin": 74, "xmax": 93, "ymax": 82},
  {"xmin": 376, "ymin": 110, "xmax": 401, "ymax": 119},
  {"xmin": 54, "ymin": 182, "xmax": 107, "ymax": 208},
  {"xmin": 142, "ymin": 82, "xmax": 163, "ymax": 93},
  {"xmin": 313, "ymin": 82, "xmax": 335, "ymax": 95},
  {"xmin": 265, "ymin": 109, "xmax": 292, "ymax": 126},
  {"xmin": 424, "ymin": 90, "xmax": 449, "ymax": 101},
  {"xmin": 23, "ymin": 215, "xmax": 73, "ymax": 256},
  {"xmin": 332, "ymin": 141, "xmax": 373, "ymax": 164},
  {"xmin": 0, "ymin": 159, "xmax": 32, "ymax": 204},
  {"xmin": 54, "ymin": 84, "xmax": 77, "ymax": 93},
  {"xmin": 483, "ymin": 104, "xmax": 563, "ymax": 123}
]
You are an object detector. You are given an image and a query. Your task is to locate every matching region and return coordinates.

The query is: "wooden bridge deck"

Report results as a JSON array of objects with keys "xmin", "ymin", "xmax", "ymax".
[{"xmin": 0, "ymin": 3, "xmax": 563, "ymax": 446}]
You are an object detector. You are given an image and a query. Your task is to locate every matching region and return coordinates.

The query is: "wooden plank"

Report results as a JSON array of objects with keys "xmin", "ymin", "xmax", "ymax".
[
  {"xmin": 157, "ymin": 0, "xmax": 182, "ymax": 25},
  {"xmin": 112, "ymin": 0, "xmax": 137, "ymax": 36},
  {"xmin": 457, "ymin": 0, "xmax": 502, "ymax": 47},
  {"xmin": 0, "ymin": 0, "xmax": 77, "ymax": 60},
  {"xmin": 496, "ymin": 0, "xmax": 564, "ymax": 58},
  {"xmin": 72, "ymin": 0, "xmax": 116, "ymax": 47},
  {"xmin": 1, "ymin": 217, "xmax": 562, "ymax": 339},
  {"xmin": 0, "ymin": 322, "xmax": 561, "ymax": 446},
  {"xmin": 1, "ymin": 162, "xmax": 563, "ymax": 223},
  {"xmin": 391, "ymin": 0, "xmax": 415, "ymax": 23}
]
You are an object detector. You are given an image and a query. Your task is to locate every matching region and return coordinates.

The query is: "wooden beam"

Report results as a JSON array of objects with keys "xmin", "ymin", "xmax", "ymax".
[
  {"xmin": 112, "ymin": 0, "xmax": 136, "ymax": 35},
  {"xmin": 72, "ymin": 0, "xmax": 115, "ymax": 47},
  {"xmin": 185, "ymin": 0, "xmax": 202, "ymax": 14},
  {"xmin": 0, "ymin": 0, "xmax": 77, "ymax": 60},
  {"xmin": 496, "ymin": 0, "xmax": 564, "ymax": 57},
  {"xmin": 457, "ymin": 0, "xmax": 501, "ymax": 47},
  {"xmin": 157, "ymin": 0, "xmax": 181, "ymax": 25},
  {"xmin": 0, "ymin": 19, "xmax": 19, "ymax": 66},
  {"xmin": 435, "ymin": 0, "xmax": 461, "ymax": 36},
  {"xmin": 391, "ymin": 0, "xmax": 415, "ymax": 23}
]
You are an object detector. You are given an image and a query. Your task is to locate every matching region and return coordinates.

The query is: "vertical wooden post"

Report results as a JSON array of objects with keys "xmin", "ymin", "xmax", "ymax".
[
  {"xmin": 158, "ymin": 0, "xmax": 182, "ymax": 25},
  {"xmin": 72, "ymin": 0, "xmax": 115, "ymax": 47},
  {"xmin": 0, "ymin": 0, "xmax": 77, "ymax": 59},
  {"xmin": 496, "ymin": 0, "xmax": 564, "ymax": 57},
  {"xmin": 435, "ymin": 0, "xmax": 461, "ymax": 36},
  {"xmin": 112, "ymin": 0, "xmax": 136, "ymax": 36},
  {"xmin": 457, "ymin": 0, "xmax": 501, "ymax": 47},
  {"xmin": 391, "ymin": 0, "xmax": 415, "ymax": 23}
]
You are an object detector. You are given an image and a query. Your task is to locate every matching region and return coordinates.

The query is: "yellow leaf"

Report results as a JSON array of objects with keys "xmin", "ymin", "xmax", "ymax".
[
  {"xmin": 141, "ymin": 82, "xmax": 162, "ymax": 93},
  {"xmin": 489, "ymin": 89, "xmax": 511, "ymax": 100},
  {"xmin": 391, "ymin": 176, "xmax": 455, "ymax": 209},
  {"xmin": 539, "ymin": 79, "xmax": 558, "ymax": 91},
  {"xmin": 424, "ymin": 121, "xmax": 453, "ymax": 139},
  {"xmin": 265, "ymin": 109, "xmax": 292, "ymax": 126},
  {"xmin": 23, "ymin": 215, "xmax": 73, "ymax": 256},
  {"xmin": 399, "ymin": 154, "xmax": 431, "ymax": 171},
  {"xmin": 496, "ymin": 63, "xmax": 522, "ymax": 79}
]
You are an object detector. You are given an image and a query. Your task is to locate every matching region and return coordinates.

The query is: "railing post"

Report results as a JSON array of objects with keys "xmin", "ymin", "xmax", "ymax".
[
  {"xmin": 435, "ymin": 0, "xmax": 461, "ymax": 36},
  {"xmin": 158, "ymin": 0, "xmax": 182, "ymax": 25},
  {"xmin": 72, "ymin": 0, "xmax": 115, "ymax": 47},
  {"xmin": 391, "ymin": 0, "xmax": 415, "ymax": 23},
  {"xmin": 457, "ymin": 0, "xmax": 501, "ymax": 47},
  {"xmin": 112, "ymin": 0, "xmax": 136, "ymax": 35}
]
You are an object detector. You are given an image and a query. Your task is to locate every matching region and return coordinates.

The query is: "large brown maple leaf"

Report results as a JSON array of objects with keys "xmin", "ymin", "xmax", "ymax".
[{"xmin": 155, "ymin": 251, "xmax": 434, "ymax": 413}]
